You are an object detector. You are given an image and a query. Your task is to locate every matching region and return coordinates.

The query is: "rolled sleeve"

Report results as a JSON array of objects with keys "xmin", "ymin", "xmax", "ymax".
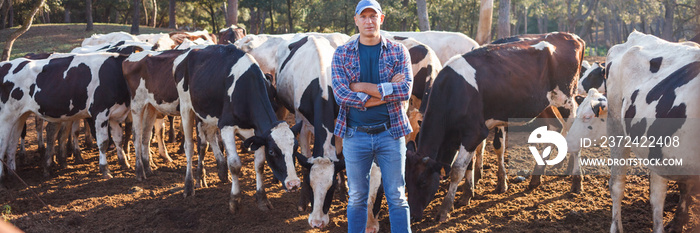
[
  {"xmin": 378, "ymin": 45, "xmax": 413, "ymax": 102},
  {"xmin": 378, "ymin": 82, "xmax": 394, "ymax": 100}
]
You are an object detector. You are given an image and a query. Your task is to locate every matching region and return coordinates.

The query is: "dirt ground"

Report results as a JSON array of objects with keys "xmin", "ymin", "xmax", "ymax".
[{"xmin": 2, "ymin": 57, "xmax": 700, "ymax": 233}]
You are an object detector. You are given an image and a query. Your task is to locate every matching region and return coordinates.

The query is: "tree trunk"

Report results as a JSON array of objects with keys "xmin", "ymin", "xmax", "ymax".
[
  {"xmin": 603, "ymin": 14, "xmax": 611, "ymax": 47},
  {"xmin": 523, "ymin": 6, "xmax": 528, "ymax": 34},
  {"xmin": 497, "ymin": 0, "xmax": 510, "ymax": 39},
  {"xmin": 86, "ymin": 0, "xmax": 93, "ymax": 31},
  {"xmin": 476, "ymin": 0, "xmax": 493, "ymax": 44},
  {"xmin": 285, "ymin": 0, "xmax": 291, "ymax": 32},
  {"xmin": 151, "ymin": 0, "xmax": 157, "ymax": 27},
  {"xmin": 142, "ymin": 0, "xmax": 148, "ymax": 26},
  {"xmin": 662, "ymin": 0, "xmax": 675, "ymax": 41},
  {"xmin": 401, "ymin": 0, "xmax": 408, "ymax": 31},
  {"xmin": 8, "ymin": 2, "xmax": 12, "ymax": 27},
  {"xmin": 2, "ymin": 0, "xmax": 45, "ymax": 61},
  {"xmin": 131, "ymin": 0, "xmax": 140, "ymax": 34},
  {"xmin": 416, "ymin": 0, "xmax": 430, "ymax": 31},
  {"xmin": 268, "ymin": 1, "xmax": 274, "ymax": 33},
  {"xmin": 226, "ymin": 0, "xmax": 238, "ymax": 27},
  {"xmin": 168, "ymin": 0, "xmax": 175, "ymax": 28},
  {"xmin": 208, "ymin": 3, "xmax": 217, "ymax": 32}
]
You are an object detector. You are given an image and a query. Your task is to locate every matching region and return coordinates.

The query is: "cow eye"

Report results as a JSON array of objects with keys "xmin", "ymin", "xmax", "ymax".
[{"xmin": 268, "ymin": 148, "xmax": 275, "ymax": 156}]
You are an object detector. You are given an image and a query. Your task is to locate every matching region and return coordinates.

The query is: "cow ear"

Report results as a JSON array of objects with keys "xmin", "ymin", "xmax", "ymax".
[
  {"xmin": 575, "ymin": 95, "xmax": 585, "ymax": 105},
  {"xmin": 592, "ymin": 103, "xmax": 607, "ymax": 117},
  {"xmin": 295, "ymin": 151, "xmax": 313, "ymax": 169},
  {"xmin": 243, "ymin": 136, "xmax": 267, "ymax": 151},
  {"xmin": 291, "ymin": 121, "xmax": 303, "ymax": 136},
  {"xmin": 406, "ymin": 141, "xmax": 416, "ymax": 152}
]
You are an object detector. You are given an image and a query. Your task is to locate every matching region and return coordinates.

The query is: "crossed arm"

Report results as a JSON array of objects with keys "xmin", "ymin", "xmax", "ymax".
[{"xmin": 350, "ymin": 74, "xmax": 405, "ymax": 107}]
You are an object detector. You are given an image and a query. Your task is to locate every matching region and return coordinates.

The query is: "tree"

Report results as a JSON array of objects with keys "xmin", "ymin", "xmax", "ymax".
[
  {"xmin": 497, "ymin": 0, "xmax": 510, "ymax": 39},
  {"xmin": 86, "ymin": 0, "xmax": 93, "ymax": 31},
  {"xmin": 168, "ymin": 0, "xmax": 175, "ymax": 28},
  {"xmin": 151, "ymin": 0, "xmax": 157, "ymax": 27},
  {"xmin": 2, "ymin": 0, "xmax": 46, "ymax": 61},
  {"xmin": 476, "ymin": 0, "xmax": 494, "ymax": 44},
  {"xmin": 416, "ymin": 0, "xmax": 430, "ymax": 31},
  {"xmin": 226, "ymin": 0, "xmax": 238, "ymax": 27},
  {"xmin": 131, "ymin": 0, "xmax": 140, "ymax": 34},
  {"xmin": 662, "ymin": 0, "xmax": 675, "ymax": 40}
]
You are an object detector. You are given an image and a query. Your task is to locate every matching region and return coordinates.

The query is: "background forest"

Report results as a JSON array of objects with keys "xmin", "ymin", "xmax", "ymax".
[{"xmin": 0, "ymin": 0, "xmax": 699, "ymax": 56}]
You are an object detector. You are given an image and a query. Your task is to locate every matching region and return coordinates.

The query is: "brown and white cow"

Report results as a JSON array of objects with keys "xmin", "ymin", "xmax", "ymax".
[
  {"xmin": 0, "ymin": 52, "xmax": 131, "ymax": 182},
  {"xmin": 274, "ymin": 35, "xmax": 344, "ymax": 229},
  {"xmin": 406, "ymin": 32, "xmax": 584, "ymax": 222},
  {"xmin": 218, "ymin": 25, "xmax": 247, "ymax": 45},
  {"xmin": 174, "ymin": 45, "xmax": 301, "ymax": 213},
  {"xmin": 567, "ymin": 32, "xmax": 700, "ymax": 233},
  {"xmin": 169, "ymin": 30, "xmax": 217, "ymax": 45}
]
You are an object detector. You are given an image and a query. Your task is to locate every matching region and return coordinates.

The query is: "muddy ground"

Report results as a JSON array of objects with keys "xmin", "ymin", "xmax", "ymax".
[{"xmin": 2, "ymin": 57, "xmax": 699, "ymax": 233}]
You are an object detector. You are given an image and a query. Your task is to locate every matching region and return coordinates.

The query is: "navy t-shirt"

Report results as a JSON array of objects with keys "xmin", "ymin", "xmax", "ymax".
[{"xmin": 347, "ymin": 42, "xmax": 390, "ymax": 127}]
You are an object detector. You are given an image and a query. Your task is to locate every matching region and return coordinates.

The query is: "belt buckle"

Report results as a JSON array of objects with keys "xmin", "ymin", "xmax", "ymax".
[{"xmin": 366, "ymin": 123, "xmax": 387, "ymax": 134}]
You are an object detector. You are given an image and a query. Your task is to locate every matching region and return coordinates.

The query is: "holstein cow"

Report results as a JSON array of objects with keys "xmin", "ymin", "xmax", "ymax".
[
  {"xmin": 383, "ymin": 30, "xmax": 479, "ymax": 65},
  {"xmin": 406, "ymin": 32, "xmax": 584, "ymax": 222},
  {"xmin": 0, "ymin": 52, "xmax": 131, "ymax": 182},
  {"xmin": 568, "ymin": 32, "xmax": 700, "ymax": 233},
  {"xmin": 136, "ymin": 33, "xmax": 178, "ymax": 50},
  {"xmin": 82, "ymin": 32, "xmax": 139, "ymax": 47},
  {"xmin": 169, "ymin": 30, "xmax": 217, "ymax": 45},
  {"xmin": 274, "ymin": 35, "xmax": 343, "ymax": 229},
  {"xmin": 235, "ymin": 33, "xmax": 350, "ymax": 77},
  {"xmin": 174, "ymin": 45, "xmax": 301, "ymax": 213},
  {"xmin": 218, "ymin": 25, "xmax": 247, "ymax": 45},
  {"xmin": 578, "ymin": 60, "xmax": 607, "ymax": 95}
]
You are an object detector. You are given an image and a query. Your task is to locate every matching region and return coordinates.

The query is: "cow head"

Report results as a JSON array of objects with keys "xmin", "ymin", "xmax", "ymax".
[
  {"xmin": 405, "ymin": 147, "xmax": 446, "ymax": 221},
  {"xmin": 565, "ymin": 89, "xmax": 608, "ymax": 153},
  {"xmin": 296, "ymin": 152, "xmax": 344, "ymax": 229},
  {"xmin": 243, "ymin": 121, "xmax": 301, "ymax": 191},
  {"xmin": 578, "ymin": 62, "xmax": 607, "ymax": 95}
]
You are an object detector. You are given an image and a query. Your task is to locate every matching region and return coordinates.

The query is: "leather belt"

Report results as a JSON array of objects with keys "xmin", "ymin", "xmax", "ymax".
[{"xmin": 354, "ymin": 122, "xmax": 390, "ymax": 134}]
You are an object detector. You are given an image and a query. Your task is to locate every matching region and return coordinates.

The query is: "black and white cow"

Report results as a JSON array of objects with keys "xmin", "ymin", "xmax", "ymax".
[
  {"xmin": 274, "ymin": 35, "xmax": 344, "ymax": 229},
  {"xmin": 0, "ymin": 52, "xmax": 131, "ymax": 182},
  {"xmin": 567, "ymin": 31, "xmax": 700, "ymax": 233},
  {"xmin": 383, "ymin": 31, "xmax": 479, "ymax": 65},
  {"xmin": 174, "ymin": 44, "xmax": 301, "ymax": 213},
  {"xmin": 82, "ymin": 32, "xmax": 139, "ymax": 47},
  {"xmin": 578, "ymin": 60, "xmax": 607, "ymax": 95},
  {"xmin": 406, "ymin": 32, "xmax": 585, "ymax": 222}
]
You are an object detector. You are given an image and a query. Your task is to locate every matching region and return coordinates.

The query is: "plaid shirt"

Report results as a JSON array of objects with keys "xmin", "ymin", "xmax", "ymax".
[{"xmin": 331, "ymin": 36, "xmax": 413, "ymax": 139}]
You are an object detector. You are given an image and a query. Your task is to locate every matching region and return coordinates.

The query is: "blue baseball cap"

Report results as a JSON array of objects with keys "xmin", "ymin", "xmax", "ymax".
[{"xmin": 355, "ymin": 0, "xmax": 382, "ymax": 15}]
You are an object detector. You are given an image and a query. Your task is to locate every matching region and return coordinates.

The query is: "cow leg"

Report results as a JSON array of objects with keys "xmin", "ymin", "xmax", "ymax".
[
  {"xmin": 131, "ymin": 107, "xmax": 147, "ymax": 181},
  {"xmin": 437, "ymin": 145, "xmax": 473, "ymax": 222},
  {"xmin": 609, "ymin": 145, "xmax": 630, "ymax": 233},
  {"xmin": 221, "ymin": 126, "xmax": 243, "ymax": 213},
  {"xmin": 33, "ymin": 116, "xmax": 45, "ymax": 155},
  {"xmin": 56, "ymin": 122, "xmax": 70, "ymax": 168},
  {"xmin": 569, "ymin": 151, "xmax": 583, "ymax": 193},
  {"xmin": 366, "ymin": 162, "xmax": 382, "ymax": 233},
  {"xmin": 494, "ymin": 126, "xmax": 508, "ymax": 193},
  {"xmin": 83, "ymin": 118, "xmax": 95, "ymax": 149},
  {"xmin": 473, "ymin": 140, "xmax": 485, "ymax": 185},
  {"xmin": 70, "ymin": 121, "xmax": 84, "ymax": 164},
  {"xmin": 666, "ymin": 181, "xmax": 696, "ymax": 232},
  {"xmin": 122, "ymin": 119, "xmax": 132, "ymax": 161},
  {"xmin": 17, "ymin": 123, "xmax": 26, "ymax": 166},
  {"xmin": 154, "ymin": 117, "xmax": 173, "ymax": 163},
  {"xmin": 459, "ymin": 156, "xmax": 475, "ymax": 206},
  {"xmin": 140, "ymin": 106, "xmax": 158, "ymax": 176},
  {"xmin": 649, "ymin": 173, "xmax": 668, "ymax": 233},
  {"xmin": 181, "ymin": 110, "xmax": 197, "ymax": 197},
  {"xmin": 297, "ymin": 169, "xmax": 312, "ymax": 211},
  {"xmin": 42, "ymin": 122, "xmax": 60, "ymax": 177},
  {"xmin": 208, "ymin": 128, "xmax": 227, "ymax": 182},
  {"xmin": 298, "ymin": 120, "xmax": 313, "ymax": 157},
  {"xmin": 94, "ymin": 113, "xmax": 114, "ymax": 179},
  {"xmin": 108, "ymin": 120, "xmax": 129, "ymax": 170},
  {"xmin": 194, "ymin": 121, "xmax": 208, "ymax": 189},
  {"xmin": 528, "ymin": 164, "xmax": 546, "ymax": 190},
  {"xmin": 5, "ymin": 117, "xmax": 28, "ymax": 184},
  {"xmin": 167, "ymin": 115, "xmax": 175, "ymax": 143},
  {"xmin": 254, "ymin": 146, "xmax": 273, "ymax": 211}
]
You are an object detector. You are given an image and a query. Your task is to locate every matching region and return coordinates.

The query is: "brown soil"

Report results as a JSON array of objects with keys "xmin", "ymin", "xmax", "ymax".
[{"xmin": 2, "ymin": 55, "xmax": 699, "ymax": 232}]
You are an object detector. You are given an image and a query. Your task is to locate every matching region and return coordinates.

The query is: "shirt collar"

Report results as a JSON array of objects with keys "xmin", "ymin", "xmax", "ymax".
[{"xmin": 350, "ymin": 35, "xmax": 388, "ymax": 51}]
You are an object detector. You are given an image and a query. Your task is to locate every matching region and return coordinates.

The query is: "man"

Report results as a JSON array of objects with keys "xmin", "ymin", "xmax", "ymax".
[{"xmin": 331, "ymin": 0, "xmax": 413, "ymax": 232}]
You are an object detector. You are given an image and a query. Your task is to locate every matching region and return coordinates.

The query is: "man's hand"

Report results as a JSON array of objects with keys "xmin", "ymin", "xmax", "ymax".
[{"xmin": 392, "ymin": 73, "xmax": 405, "ymax": 83}]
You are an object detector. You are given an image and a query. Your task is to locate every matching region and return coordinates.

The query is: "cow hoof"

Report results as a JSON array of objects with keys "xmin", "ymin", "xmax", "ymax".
[
  {"xmin": 458, "ymin": 196, "xmax": 472, "ymax": 206},
  {"xmin": 436, "ymin": 212, "xmax": 450, "ymax": 222},
  {"xmin": 255, "ymin": 191, "xmax": 273, "ymax": 211},
  {"xmin": 118, "ymin": 159, "xmax": 131, "ymax": 170},
  {"xmin": 495, "ymin": 184, "xmax": 508, "ymax": 194},
  {"xmin": 100, "ymin": 165, "xmax": 112, "ymax": 179},
  {"xmin": 571, "ymin": 176, "xmax": 583, "ymax": 193},
  {"xmin": 184, "ymin": 180, "xmax": 195, "ymax": 197},
  {"xmin": 528, "ymin": 177, "xmax": 542, "ymax": 190},
  {"xmin": 229, "ymin": 194, "xmax": 242, "ymax": 214}
]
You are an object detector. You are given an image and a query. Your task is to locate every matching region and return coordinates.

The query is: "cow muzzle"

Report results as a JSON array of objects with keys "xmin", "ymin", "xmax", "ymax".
[{"xmin": 285, "ymin": 179, "xmax": 301, "ymax": 191}]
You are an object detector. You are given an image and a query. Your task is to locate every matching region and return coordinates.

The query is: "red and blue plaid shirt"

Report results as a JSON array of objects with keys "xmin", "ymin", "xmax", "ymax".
[{"xmin": 331, "ymin": 36, "xmax": 413, "ymax": 139}]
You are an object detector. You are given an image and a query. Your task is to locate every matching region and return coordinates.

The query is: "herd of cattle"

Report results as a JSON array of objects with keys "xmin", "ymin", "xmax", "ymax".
[{"xmin": 0, "ymin": 25, "xmax": 698, "ymax": 232}]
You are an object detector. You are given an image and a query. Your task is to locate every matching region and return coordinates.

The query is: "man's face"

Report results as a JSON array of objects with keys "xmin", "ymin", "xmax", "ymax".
[{"xmin": 354, "ymin": 8, "xmax": 384, "ymax": 38}]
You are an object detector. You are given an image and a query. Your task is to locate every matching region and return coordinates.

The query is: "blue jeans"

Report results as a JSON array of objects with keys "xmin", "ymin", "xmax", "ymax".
[{"xmin": 344, "ymin": 126, "xmax": 411, "ymax": 233}]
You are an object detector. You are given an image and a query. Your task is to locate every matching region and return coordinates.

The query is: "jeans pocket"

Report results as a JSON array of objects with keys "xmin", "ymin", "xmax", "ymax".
[{"xmin": 345, "ymin": 127, "xmax": 355, "ymax": 138}]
